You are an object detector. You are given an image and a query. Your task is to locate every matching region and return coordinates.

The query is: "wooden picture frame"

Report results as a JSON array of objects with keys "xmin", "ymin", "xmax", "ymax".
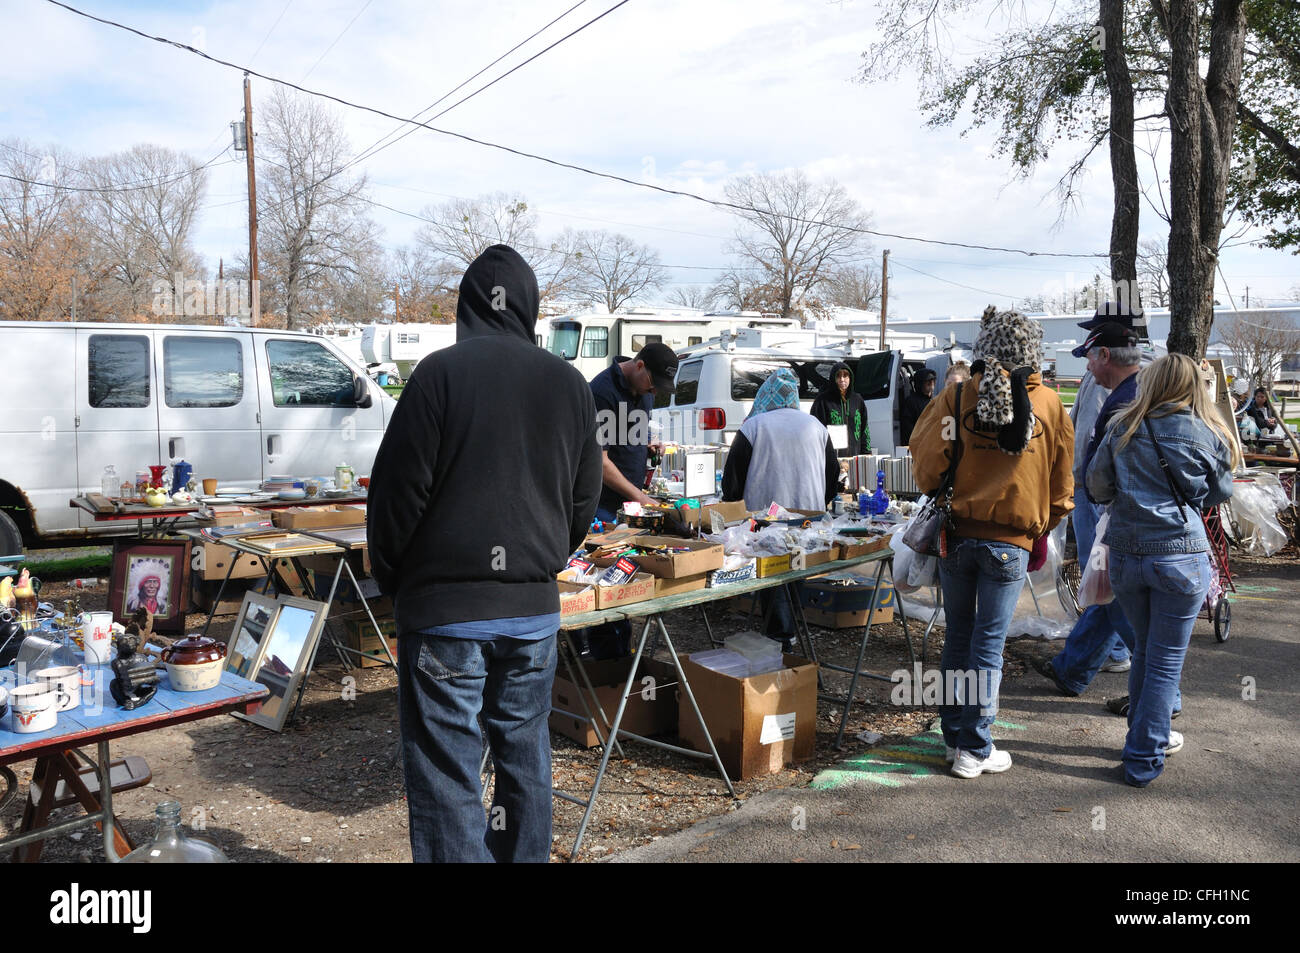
[
  {"xmin": 224, "ymin": 591, "xmax": 280, "ymax": 680},
  {"xmin": 233, "ymin": 595, "xmax": 327, "ymax": 732},
  {"xmin": 108, "ymin": 538, "xmax": 192, "ymax": 635}
]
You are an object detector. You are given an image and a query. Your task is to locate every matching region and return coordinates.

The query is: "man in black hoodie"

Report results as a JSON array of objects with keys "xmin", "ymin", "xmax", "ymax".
[
  {"xmin": 899, "ymin": 367, "xmax": 936, "ymax": 446},
  {"xmin": 368, "ymin": 244, "xmax": 602, "ymax": 863},
  {"xmin": 810, "ymin": 361, "xmax": 870, "ymax": 458}
]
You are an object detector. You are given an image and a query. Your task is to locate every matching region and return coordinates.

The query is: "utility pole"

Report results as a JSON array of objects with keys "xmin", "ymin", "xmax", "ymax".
[
  {"xmin": 243, "ymin": 74, "xmax": 260, "ymax": 326},
  {"xmin": 878, "ymin": 249, "xmax": 890, "ymax": 351},
  {"xmin": 1245, "ymin": 285, "xmax": 1250, "ymax": 308}
]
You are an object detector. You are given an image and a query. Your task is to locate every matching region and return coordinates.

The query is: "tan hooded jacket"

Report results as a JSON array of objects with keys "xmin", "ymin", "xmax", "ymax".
[{"xmin": 910, "ymin": 370, "xmax": 1075, "ymax": 550}]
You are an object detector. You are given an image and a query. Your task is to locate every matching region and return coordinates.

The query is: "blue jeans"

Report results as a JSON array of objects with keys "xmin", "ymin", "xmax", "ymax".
[
  {"xmin": 398, "ymin": 631, "xmax": 557, "ymax": 862},
  {"xmin": 1051, "ymin": 489, "xmax": 1129, "ymax": 691},
  {"xmin": 1109, "ymin": 551, "xmax": 1209, "ymax": 787},
  {"xmin": 938, "ymin": 536, "xmax": 1029, "ymax": 758}
]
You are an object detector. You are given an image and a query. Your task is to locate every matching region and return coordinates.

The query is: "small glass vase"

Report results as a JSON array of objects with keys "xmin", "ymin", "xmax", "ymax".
[{"xmin": 119, "ymin": 801, "xmax": 229, "ymax": 863}]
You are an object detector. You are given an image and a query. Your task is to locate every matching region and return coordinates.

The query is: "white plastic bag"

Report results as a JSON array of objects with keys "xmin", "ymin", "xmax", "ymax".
[
  {"xmin": 1078, "ymin": 511, "xmax": 1114, "ymax": 607},
  {"xmin": 1226, "ymin": 480, "xmax": 1289, "ymax": 556}
]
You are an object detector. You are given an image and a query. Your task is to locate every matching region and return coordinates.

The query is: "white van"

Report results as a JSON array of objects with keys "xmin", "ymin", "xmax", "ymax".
[
  {"xmin": 0, "ymin": 321, "xmax": 396, "ymax": 551},
  {"xmin": 651, "ymin": 342, "xmax": 951, "ymax": 456}
]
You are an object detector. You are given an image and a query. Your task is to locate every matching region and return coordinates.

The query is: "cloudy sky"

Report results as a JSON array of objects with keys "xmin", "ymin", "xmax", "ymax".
[{"xmin": 4, "ymin": 0, "xmax": 1297, "ymax": 318}]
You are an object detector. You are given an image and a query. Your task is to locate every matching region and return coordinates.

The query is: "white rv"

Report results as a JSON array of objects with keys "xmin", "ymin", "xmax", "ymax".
[
  {"xmin": 546, "ymin": 311, "xmax": 802, "ymax": 380},
  {"xmin": 360, "ymin": 323, "xmax": 458, "ymax": 379},
  {"xmin": 0, "ymin": 321, "xmax": 395, "ymax": 552}
]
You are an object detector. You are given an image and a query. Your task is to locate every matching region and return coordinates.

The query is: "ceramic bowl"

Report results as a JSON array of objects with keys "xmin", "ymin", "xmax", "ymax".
[{"xmin": 278, "ymin": 489, "xmax": 307, "ymax": 500}]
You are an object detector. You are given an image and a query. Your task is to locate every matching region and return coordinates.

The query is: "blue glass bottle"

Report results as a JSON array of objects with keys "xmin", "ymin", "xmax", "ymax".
[{"xmin": 871, "ymin": 470, "xmax": 890, "ymax": 515}]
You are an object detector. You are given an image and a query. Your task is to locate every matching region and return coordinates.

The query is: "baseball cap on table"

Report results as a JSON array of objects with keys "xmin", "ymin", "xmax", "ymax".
[
  {"xmin": 637, "ymin": 342, "xmax": 679, "ymax": 394},
  {"xmin": 1078, "ymin": 300, "xmax": 1144, "ymax": 332},
  {"xmin": 1072, "ymin": 321, "xmax": 1139, "ymax": 357}
]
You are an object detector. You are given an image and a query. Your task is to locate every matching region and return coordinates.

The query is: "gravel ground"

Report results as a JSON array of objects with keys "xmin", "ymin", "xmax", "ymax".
[{"xmin": 5, "ymin": 541, "xmax": 1293, "ymax": 863}]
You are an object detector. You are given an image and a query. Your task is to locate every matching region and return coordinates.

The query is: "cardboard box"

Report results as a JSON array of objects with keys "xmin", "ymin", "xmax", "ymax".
[
  {"xmin": 196, "ymin": 541, "xmax": 271, "ymax": 581},
  {"xmin": 558, "ymin": 581, "xmax": 596, "ymax": 618},
  {"xmin": 707, "ymin": 558, "xmax": 757, "ymax": 587},
  {"xmin": 837, "ymin": 535, "xmax": 891, "ymax": 559},
  {"xmin": 197, "ymin": 506, "xmax": 272, "ymax": 527},
  {"xmin": 626, "ymin": 537, "xmax": 724, "ymax": 578},
  {"xmin": 550, "ymin": 658, "xmax": 677, "ymax": 747},
  {"xmin": 686, "ymin": 500, "xmax": 750, "ymax": 532},
  {"xmin": 272, "ymin": 504, "xmax": 366, "ymax": 530},
  {"xmin": 799, "ymin": 579, "xmax": 895, "ymax": 627},
  {"xmin": 309, "ymin": 567, "xmax": 381, "ymax": 604},
  {"xmin": 801, "ymin": 547, "xmax": 836, "ymax": 569},
  {"xmin": 754, "ymin": 553, "xmax": 792, "ymax": 577},
  {"xmin": 678, "ymin": 654, "xmax": 818, "ymax": 780},
  {"xmin": 584, "ymin": 525, "xmax": 648, "ymax": 549},
  {"xmin": 344, "ymin": 616, "xmax": 398, "ymax": 668},
  {"xmin": 595, "ymin": 572, "xmax": 657, "ymax": 610},
  {"xmin": 655, "ymin": 573, "xmax": 708, "ymax": 598}
]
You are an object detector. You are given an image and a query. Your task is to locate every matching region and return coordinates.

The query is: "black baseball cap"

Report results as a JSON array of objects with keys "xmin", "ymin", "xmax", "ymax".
[
  {"xmin": 1072, "ymin": 321, "xmax": 1139, "ymax": 357},
  {"xmin": 637, "ymin": 342, "xmax": 679, "ymax": 394},
  {"xmin": 1078, "ymin": 301, "xmax": 1143, "ymax": 331}
]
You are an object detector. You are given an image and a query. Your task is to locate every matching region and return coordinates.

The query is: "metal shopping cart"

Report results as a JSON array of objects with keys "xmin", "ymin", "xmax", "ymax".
[{"xmin": 1056, "ymin": 503, "xmax": 1235, "ymax": 642}]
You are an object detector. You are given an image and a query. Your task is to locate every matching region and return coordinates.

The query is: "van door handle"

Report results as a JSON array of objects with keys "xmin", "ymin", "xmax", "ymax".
[
  {"xmin": 169, "ymin": 437, "xmax": 185, "ymax": 459},
  {"xmin": 267, "ymin": 434, "xmax": 282, "ymax": 458}
]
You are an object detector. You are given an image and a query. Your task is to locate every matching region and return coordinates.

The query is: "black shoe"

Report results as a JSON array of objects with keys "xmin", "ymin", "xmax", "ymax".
[
  {"xmin": 1034, "ymin": 657, "xmax": 1080, "ymax": 697},
  {"xmin": 1104, "ymin": 695, "xmax": 1182, "ymax": 719}
]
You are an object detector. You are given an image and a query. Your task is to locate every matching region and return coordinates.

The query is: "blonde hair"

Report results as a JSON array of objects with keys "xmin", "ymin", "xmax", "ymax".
[{"xmin": 1111, "ymin": 353, "xmax": 1243, "ymax": 469}]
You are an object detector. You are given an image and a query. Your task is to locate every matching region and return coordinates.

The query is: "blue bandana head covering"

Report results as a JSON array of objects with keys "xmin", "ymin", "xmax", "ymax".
[{"xmin": 747, "ymin": 368, "xmax": 800, "ymax": 419}]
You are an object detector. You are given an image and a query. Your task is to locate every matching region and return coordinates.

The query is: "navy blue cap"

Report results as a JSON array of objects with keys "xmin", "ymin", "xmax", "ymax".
[{"xmin": 1072, "ymin": 321, "xmax": 1139, "ymax": 358}]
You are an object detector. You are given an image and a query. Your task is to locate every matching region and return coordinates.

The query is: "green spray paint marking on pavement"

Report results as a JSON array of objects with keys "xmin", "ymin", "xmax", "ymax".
[{"xmin": 811, "ymin": 720, "xmax": 1025, "ymax": 790}]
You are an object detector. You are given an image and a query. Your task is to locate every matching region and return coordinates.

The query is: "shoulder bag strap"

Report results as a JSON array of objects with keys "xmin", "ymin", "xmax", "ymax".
[
  {"xmin": 1143, "ymin": 417, "xmax": 1190, "ymax": 521},
  {"xmin": 941, "ymin": 383, "xmax": 964, "ymax": 506}
]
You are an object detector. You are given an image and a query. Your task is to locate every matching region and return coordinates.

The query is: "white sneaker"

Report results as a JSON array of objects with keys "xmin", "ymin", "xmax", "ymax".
[
  {"xmin": 951, "ymin": 745, "xmax": 1012, "ymax": 779},
  {"xmin": 1165, "ymin": 730, "xmax": 1184, "ymax": 755},
  {"xmin": 1101, "ymin": 658, "xmax": 1132, "ymax": 673}
]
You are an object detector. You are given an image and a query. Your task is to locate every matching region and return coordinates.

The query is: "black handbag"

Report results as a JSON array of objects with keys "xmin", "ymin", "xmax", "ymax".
[{"xmin": 902, "ymin": 383, "xmax": 963, "ymax": 555}]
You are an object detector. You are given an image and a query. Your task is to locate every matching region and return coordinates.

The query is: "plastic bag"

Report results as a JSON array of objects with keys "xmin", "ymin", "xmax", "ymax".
[
  {"xmin": 1226, "ymin": 480, "xmax": 1289, "ymax": 556},
  {"xmin": 1078, "ymin": 512, "xmax": 1113, "ymax": 607}
]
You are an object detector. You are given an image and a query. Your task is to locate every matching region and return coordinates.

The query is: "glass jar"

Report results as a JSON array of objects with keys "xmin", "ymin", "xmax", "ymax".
[
  {"xmin": 101, "ymin": 465, "xmax": 118, "ymax": 499},
  {"xmin": 134, "ymin": 470, "xmax": 151, "ymax": 500},
  {"xmin": 120, "ymin": 801, "xmax": 229, "ymax": 863}
]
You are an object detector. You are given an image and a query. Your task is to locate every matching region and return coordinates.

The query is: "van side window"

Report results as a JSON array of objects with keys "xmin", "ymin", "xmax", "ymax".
[
  {"xmin": 164, "ymin": 336, "xmax": 243, "ymax": 408},
  {"xmin": 673, "ymin": 360, "xmax": 703, "ymax": 405},
  {"xmin": 581, "ymin": 326, "xmax": 608, "ymax": 358},
  {"xmin": 88, "ymin": 335, "xmax": 150, "ymax": 408},
  {"xmin": 631, "ymin": 334, "xmax": 662, "ymax": 352},
  {"xmin": 265, "ymin": 340, "xmax": 356, "ymax": 407},
  {"xmin": 730, "ymin": 360, "xmax": 832, "ymax": 401}
]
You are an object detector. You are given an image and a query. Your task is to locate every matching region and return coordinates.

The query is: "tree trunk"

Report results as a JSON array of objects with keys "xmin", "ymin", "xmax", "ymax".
[
  {"xmin": 1102, "ymin": 0, "xmax": 1140, "ymax": 308},
  {"xmin": 1163, "ymin": 0, "xmax": 1246, "ymax": 358}
]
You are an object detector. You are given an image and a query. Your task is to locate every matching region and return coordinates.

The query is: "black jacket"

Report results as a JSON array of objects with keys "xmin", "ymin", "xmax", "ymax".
[
  {"xmin": 899, "ymin": 372, "xmax": 936, "ymax": 447},
  {"xmin": 367, "ymin": 245, "xmax": 603, "ymax": 631},
  {"xmin": 809, "ymin": 362, "xmax": 869, "ymax": 457}
]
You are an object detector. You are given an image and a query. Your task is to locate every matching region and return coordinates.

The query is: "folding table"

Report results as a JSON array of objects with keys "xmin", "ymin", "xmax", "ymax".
[{"xmin": 0, "ymin": 667, "xmax": 266, "ymax": 862}]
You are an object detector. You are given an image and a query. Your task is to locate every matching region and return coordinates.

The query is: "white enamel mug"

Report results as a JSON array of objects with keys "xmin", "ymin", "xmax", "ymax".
[
  {"xmin": 82, "ymin": 611, "xmax": 114, "ymax": 665},
  {"xmin": 33, "ymin": 665, "xmax": 82, "ymax": 712},
  {"xmin": 9, "ymin": 684, "xmax": 57, "ymax": 733}
]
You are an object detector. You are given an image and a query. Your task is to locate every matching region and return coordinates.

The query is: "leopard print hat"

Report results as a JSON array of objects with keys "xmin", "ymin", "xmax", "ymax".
[{"xmin": 972, "ymin": 305, "xmax": 1043, "ymax": 454}]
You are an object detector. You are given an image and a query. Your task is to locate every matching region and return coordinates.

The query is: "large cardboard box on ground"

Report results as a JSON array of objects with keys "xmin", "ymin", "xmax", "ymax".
[
  {"xmin": 626, "ymin": 537, "xmax": 724, "ymax": 578},
  {"xmin": 343, "ymin": 615, "xmax": 398, "ymax": 668},
  {"xmin": 678, "ymin": 654, "xmax": 817, "ymax": 780},
  {"xmin": 271, "ymin": 504, "xmax": 366, "ymax": 530},
  {"xmin": 550, "ymin": 657, "xmax": 677, "ymax": 747}
]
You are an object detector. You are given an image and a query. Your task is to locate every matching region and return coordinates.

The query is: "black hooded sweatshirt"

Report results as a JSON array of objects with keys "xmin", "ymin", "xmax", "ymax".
[
  {"xmin": 366, "ymin": 245, "xmax": 603, "ymax": 631},
  {"xmin": 809, "ymin": 361, "xmax": 869, "ymax": 457}
]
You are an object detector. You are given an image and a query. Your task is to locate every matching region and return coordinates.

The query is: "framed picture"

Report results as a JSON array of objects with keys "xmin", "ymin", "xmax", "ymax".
[
  {"xmin": 225, "ymin": 591, "xmax": 279, "ymax": 680},
  {"xmin": 108, "ymin": 538, "xmax": 192, "ymax": 635},
  {"xmin": 234, "ymin": 595, "xmax": 327, "ymax": 732}
]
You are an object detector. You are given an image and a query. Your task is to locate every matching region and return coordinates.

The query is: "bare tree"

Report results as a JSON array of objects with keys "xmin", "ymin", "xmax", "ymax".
[
  {"xmin": 568, "ymin": 230, "xmax": 667, "ymax": 313},
  {"xmin": 0, "ymin": 141, "xmax": 90, "ymax": 321},
  {"xmin": 81, "ymin": 144, "xmax": 209, "ymax": 320},
  {"xmin": 708, "ymin": 268, "xmax": 787, "ymax": 316},
  {"xmin": 258, "ymin": 87, "xmax": 380, "ymax": 329},
  {"xmin": 666, "ymin": 284, "xmax": 717, "ymax": 310},
  {"xmin": 823, "ymin": 262, "xmax": 885, "ymax": 312},
  {"xmin": 1136, "ymin": 237, "xmax": 1171, "ymax": 307},
  {"xmin": 1217, "ymin": 313, "xmax": 1300, "ymax": 386},
  {"xmin": 416, "ymin": 192, "xmax": 538, "ymax": 269},
  {"xmin": 723, "ymin": 171, "xmax": 871, "ymax": 320},
  {"xmin": 390, "ymin": 245, "xmax": 457, "ymax": 323}
]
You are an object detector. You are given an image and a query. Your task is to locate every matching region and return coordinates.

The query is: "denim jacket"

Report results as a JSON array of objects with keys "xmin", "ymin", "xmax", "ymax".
[{"xmin": 1086, "ymin": 407, "xmax": 1235, "ymax": 555}]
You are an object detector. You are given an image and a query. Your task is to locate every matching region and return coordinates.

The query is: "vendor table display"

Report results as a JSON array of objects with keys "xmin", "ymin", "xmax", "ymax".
[{"xmin": 0, "ymin": 667, "xmax": 266, "ymax": 862}]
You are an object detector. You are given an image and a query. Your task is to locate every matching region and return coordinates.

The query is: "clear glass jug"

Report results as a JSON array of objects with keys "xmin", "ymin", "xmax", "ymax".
[{"xmin": 119, "ymin": 801, "xmax": 230, "ymax": 863}]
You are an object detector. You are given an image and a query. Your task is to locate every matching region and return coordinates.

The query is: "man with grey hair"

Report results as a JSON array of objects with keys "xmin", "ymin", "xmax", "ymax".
[{"xmin": 1038, "ymin": 319, "xmax": 1156, "ymax": 701}]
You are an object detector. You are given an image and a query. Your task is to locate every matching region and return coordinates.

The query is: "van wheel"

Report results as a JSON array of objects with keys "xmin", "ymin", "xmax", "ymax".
[{"xmin": 0, "ymin": 510, "xmax": 23, "ymax": 558}]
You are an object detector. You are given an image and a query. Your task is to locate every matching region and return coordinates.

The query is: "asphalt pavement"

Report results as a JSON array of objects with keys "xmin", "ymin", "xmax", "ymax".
[{"xmin": 613, "ymin": 557, "xmax": 1299, "ymax": 863}]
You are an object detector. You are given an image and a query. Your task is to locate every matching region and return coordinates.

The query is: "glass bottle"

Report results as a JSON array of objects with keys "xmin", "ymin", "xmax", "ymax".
[
  {"xmin": 101, "ymin": 465, "xmax": 118, "ymax": 499},
  {"xmin": 120, "ymin": 801, "xmax": 230, "ymax": 863},
  {"xmin": 871, "ymin": 470, "xmax": 890, "ymax": 516}
]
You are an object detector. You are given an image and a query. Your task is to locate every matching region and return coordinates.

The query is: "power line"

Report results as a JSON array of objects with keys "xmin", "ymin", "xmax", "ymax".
[
  {"xmin": 0, "ymin": 144, "xmax": 235, "ymax": 195},
  {"xmin": 301, "ymin": 0, "xmax": 374, "ymax": 82},
  {"xmin": 889, "ymin": 258, "xmax": 1020, "ymax": 300},
  {"xmin": 247, "ymin": 0, "xmax": 293, "ymax": 67},
  {"xmin": 45, "ymin": 0, "xmax": 1109, "ymax": 261}
]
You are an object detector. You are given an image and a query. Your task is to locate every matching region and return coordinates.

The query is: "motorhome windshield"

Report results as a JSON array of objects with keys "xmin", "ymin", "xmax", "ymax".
[{"xmin": 549, "ymin": 321, "xmax": 581, "ymax": 360}]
